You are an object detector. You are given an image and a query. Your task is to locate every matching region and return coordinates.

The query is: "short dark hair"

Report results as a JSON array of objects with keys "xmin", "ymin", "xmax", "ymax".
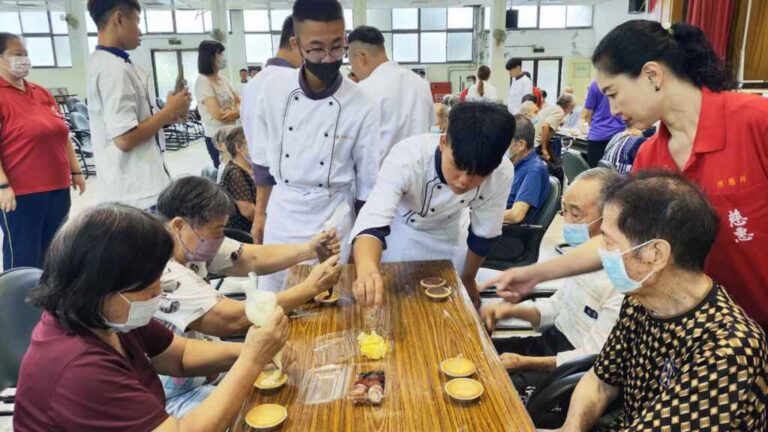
[
  {"xmin": 513, "ymin": 114, "xmax": 535, "ymax": 150},
  {"xmin": 348, "ymin": 25, "xmax": 385, "ymax": 46},
  {"xmin": 29, "ymin": 204, "xmax": 174, "ymax": 334},
  {"xmin": 541, "ymin": 90, "xmax": 547, "ymax": 99},
  {"xmin": 225, "ymin": 126, "xmax": 246, "ymax": 158},
  {"xmin": 279, "ymin": 15, "xmax": 295, "ymax": 49},
  {"xmin": 198, "ymin": 40, "xmax": 225, "ymax": 75},
  {"xmin": 157, "ymin": 176, "xmax": 232, "ymax": 228},
  {"xmin": 239, "ymin": 68, "xmax": 247, "ymax": 73},
  {"xmin": 87, "ymin": 0, "xmax": 141, "ymax": 30},
  {"xmin": 293, "ymin": 0, "xmax": 343, "ymax": 25},
  {"xmin": 505, "ymin": 57, "xmax": 522, "ymax": 70},
  {"xmin": 477, "ymin": 65, "xmax": 491, "ymax": 81},
  {"xmin": 603, "ymin": 170, "xmax": 719, "ymax": 271},
  {"xmin": 592, "ymin": 20, "xmax": 735, "ymax": 92},
  {"xmin": 0, "ymin": 32, "xmax": 20, "ymax": 55},
  {"xmin": 522, "ymin": 93, "xmax": 538, "ymax": 104},
  {"xmin": 447, "ymin": 102, "xmax": 515, "ymax": 176}
]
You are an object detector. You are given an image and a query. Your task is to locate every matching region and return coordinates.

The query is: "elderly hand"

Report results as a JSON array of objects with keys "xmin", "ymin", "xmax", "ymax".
[
  {"xmin": 251, "ymin": 213, "xmax": 266, "ymax": 245},
  {"xmin": 500, "ymin": 353, "xmax": 531, "ymax": 371},
  {"xmin": 480, "ymin": 303, "xmax": 501, "ymax": 333},
  {"xmin": 478, "ymin": 266, "xmax": 539, "ymax": 303},
  {"xmin": 309, "ymin": 228, "xmax": 341, "ymax": 262},
  {"xmin": 306, "ymin": 255, "xmax": 341, "ymax": 295},
  {"xmin": 0, "ymin": 186, "xmax": 16, "ymax": 212},
  {"xmin": 242, "ymin": 307, "xmax": 289, "ymax": 367}
]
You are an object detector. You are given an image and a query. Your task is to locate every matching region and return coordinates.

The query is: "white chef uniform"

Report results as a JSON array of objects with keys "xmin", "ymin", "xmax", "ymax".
[
  {"xmin": 87, "ymin": 47, "xmax": 171, "ymax": 210},
  {"xmin": 249, "ymin": 67, "xmax": 383, "ymax": 292},
  {"xmin": 507, "ymin": 74, "xmax": 533, "ymax": 115},
  {"xmin": 357, "ymin": 61, "xmax": 434, "ymax": 157},
  {"xmin": 350, "ymin": 134, "xmax": 514, "ymax": 273}
]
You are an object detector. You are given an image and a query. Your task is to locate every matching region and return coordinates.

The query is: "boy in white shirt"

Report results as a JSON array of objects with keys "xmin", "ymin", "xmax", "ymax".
[{"xmin": 86, "ymin": 0, "xmax": 191, "ymax": 210}]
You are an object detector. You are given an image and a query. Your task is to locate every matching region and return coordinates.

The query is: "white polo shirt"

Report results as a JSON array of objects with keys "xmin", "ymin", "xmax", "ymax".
[{"xmin": 87, "ymin": 48, "xmax": 171, "ymax": 209}]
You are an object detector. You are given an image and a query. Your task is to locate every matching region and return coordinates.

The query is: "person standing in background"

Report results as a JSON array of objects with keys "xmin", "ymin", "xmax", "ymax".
[
  {"xmin": 237, "ymin": 68, "xmax": 248, "ymax": 95},
  {"xmin": 0, "ymin": 33, "xmax": 86, "ymax": 270},
  {"xmin": 195, "ymin": 40, "xmax": 240, "ymax": 169},
  {"xmin": 466, "ymin": 65, "xmax": 498, "ymax": 103},
  {"xmin": 583, "ymin": 79, "xmax": 625, "ymax": 167},
  {"xmin": 459, "ymin": 75, "xmax": 476, "ymax": 102},
  {"xmin": 348, "ymin": 25, "xmax": 434, "ymax": 157},
  {"xmin": 506, "ymin": 58, "xmax": 533, "ymax": 114},
  {"xmin": 240, "ymin": 14, "xmax": 303, "ymax": 244},
  {"xmin": 87, "ymin": 0, "xmax": 190, "ymax": 211}
]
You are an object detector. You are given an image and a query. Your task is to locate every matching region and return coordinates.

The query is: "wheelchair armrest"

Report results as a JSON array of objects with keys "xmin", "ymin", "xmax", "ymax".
[
  {"xmin": 529, "ymin": 354, "xmax": 598, "ymax": 405},
  {"xmin": 521, "ymin": 288, "xmax": 557, "ymax": 301},
  {"xmin": 526, "ymin": 372, "xmax": 586, "ymax": 428},
  {"xmin": 501, "ymin": 223, "xmax": 545, "ymax": 235}
]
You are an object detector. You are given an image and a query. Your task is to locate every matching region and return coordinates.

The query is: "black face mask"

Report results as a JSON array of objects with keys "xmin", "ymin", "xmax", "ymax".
[{"xmin": 303, "ymin": 57, "xmax": 342, "ymax": 87}]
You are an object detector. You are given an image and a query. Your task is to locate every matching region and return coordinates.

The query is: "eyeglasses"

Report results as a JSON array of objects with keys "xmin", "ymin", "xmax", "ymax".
[{"xmin": 299, "ymin": 44, "xmax": 347, "ymax": 63}]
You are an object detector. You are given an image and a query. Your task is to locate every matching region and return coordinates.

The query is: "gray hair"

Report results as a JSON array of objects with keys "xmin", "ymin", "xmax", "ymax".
[
  {"xmin": 573, "ymin": 168, "xmax": 621, "ymax": 205},
  {"xmin": 556, "ymin": 93, "xmax": 576, "ymax": 110},
  {"xmin": 446, "ymin": 95, "xmax": 460, "ymax": 109},
  {"xmin": 513, "ymin": 114, "xmax": 535, "ymax": 150},
  {"xmin": 157, "ymin": 176, "xmax": 233, "ymax": 228}
]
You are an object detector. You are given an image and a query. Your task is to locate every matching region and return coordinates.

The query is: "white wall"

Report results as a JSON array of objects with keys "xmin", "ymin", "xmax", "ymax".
[{"xmin": 594, "ymin": 0, "xmax": 661, "ymax": 43}]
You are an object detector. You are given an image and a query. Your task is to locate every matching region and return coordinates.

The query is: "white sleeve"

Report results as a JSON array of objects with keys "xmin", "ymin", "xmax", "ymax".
[
  {"xmin": 349, "ymin": 149, "xmax": 411, "ymax": 240},
  {"xmin": 522, "ymin": 77, "xmax": 533, "ymax": 95},
  {"xmin": 208, "ymin": 237, "xmax": 244, "ymax": 273},
  {"xmin": 554, "ymin": 288, "xmax": 624, "ymax": 366},
  {"xmin": 194, "ymin": 76, "xmax": 216, "ymax": 105},
  {"xmin": 353, "ymin": 104, "xmax": 383, "ymax": 201},
  {"xmin": 240, "ymin": 81, "xmax": 269, "ymax": 167},
  {"xmin": 98, "ymin": 70, "xmax": 139, "ymax": 140},
  {"xmin": 156, "ymin": 263, "xmax": 221, "ymax": 332},
  {"xmin": 532, "ymin": 289, "xmax": 565, "ymax": 331},
  {"xmin": 469, "ymin": 163, "xmax": 514, "ymax": 239}
]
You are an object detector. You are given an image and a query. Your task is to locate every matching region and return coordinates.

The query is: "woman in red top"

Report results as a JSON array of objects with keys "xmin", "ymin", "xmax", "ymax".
[
  {"xmin": 0, "ymin": 33, "xmax": 85, "ymax": 269},
  {"xmin": 482, "ymin": 21, "xmax": 768, "ymax": 332}
]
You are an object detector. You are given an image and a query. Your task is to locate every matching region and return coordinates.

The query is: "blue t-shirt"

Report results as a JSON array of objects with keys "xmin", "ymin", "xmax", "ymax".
[
  {"xmin": 507, "ymin": 150, "xmax": 550, "ymax": 224},
  {"xmin": 584, "ymin": 80, "xmax": 626, "ymax": 141}
]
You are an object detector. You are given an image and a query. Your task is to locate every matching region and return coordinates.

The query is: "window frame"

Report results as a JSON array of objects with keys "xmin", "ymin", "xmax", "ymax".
[
  {"xmin": 506, "ymin": 5, "xmax": 593, "ymax": 31},
  {"xmin": 377, "ymin": 7, "xmax": 475, "ymax": 65},
  {"xmin": 11, "ymin": 10, "xmax": 71, "ymax": 68}
]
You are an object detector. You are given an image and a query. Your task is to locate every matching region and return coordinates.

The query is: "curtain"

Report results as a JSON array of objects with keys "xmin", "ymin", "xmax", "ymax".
[
  {"xmin": 686, "ymin": 0, "xmax": 735, "ymax": 60},
  {"xmin": 729, "ymin": 0, "xmax": 768, "ymax": 81}
]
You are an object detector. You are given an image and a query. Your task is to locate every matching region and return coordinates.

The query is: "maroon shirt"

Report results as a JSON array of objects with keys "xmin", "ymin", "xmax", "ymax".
[{"xmin": 14, "ymin": 312, "xmax": 174, "ymax": 431}]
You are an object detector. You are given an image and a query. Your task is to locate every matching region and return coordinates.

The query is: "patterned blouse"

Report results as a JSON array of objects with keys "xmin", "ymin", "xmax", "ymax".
[{"xmin": 219, "ymin": 161, "xmax": 255, "ymax": 232}]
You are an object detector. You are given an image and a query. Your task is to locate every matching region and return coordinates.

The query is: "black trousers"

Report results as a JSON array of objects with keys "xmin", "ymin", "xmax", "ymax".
[
  {"xmin": 587, "ymin": 138, "xmax": 612, "ymax": 168},
  {"xmin": 494, "ymin": 326, "xmax": 575, "ymax": 404},
  {"xmin": 204, "ymin": 136, "xmax": 220, "ymax": 168}
]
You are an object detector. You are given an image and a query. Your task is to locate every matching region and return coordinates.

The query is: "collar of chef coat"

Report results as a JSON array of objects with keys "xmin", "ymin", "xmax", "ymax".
[
  {"xmin": 434, "ymin": 145, "xmax": 447, "ymax": 184},
  {"xmin": 95, "ymin": 45, "xmax": 131, "ymax": 63},
  {"xmin": 298, "ymin": 66, "xmax": 343, "ymax": 100},
  {"xmin": 265, "ymin": 57, "xmax": 294, "ymax": 68}
]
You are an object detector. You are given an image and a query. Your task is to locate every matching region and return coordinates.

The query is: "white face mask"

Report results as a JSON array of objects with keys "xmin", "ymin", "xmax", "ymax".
[
  {"xmin": 3, "ymin": 56, "xmax": 31, "ymax": 79},
  {"xmin": 104, "ymin": 292, "xmax": 162, "ymax": 333}
]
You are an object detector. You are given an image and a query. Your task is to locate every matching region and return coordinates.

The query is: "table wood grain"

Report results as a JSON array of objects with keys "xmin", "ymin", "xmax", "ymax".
[{"xmin": 231, "ymin": 260, "xmax": 534, "ymax": 432}]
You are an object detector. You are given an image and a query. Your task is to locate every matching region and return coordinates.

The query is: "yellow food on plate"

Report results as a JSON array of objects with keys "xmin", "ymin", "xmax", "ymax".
[
  {"xmin": 441, "ymin": 357, "xmax": 476, "ymax": 377},
  {"xmin": 245, "ymin": 403, "xmax": 287, "ymax": 428},
  {"xmin": 357, "ymin": 330, "xmax": 389, "ymax": 360},
  {"xmin": 445, "ymin": 378, "xmax": 484, "ymax": 400}
]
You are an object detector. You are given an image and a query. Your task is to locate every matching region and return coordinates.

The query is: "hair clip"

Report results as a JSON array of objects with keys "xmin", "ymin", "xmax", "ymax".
[{"xmin": 661, "ymin": 22, "xmax": 674, "ymax": 36}]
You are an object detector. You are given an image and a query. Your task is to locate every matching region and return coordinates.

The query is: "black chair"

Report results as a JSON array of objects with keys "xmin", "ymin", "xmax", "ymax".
[
  {"xmin": 65, "ymin": 96, "xmax": 81, "ymax": 113},
  {"xmin": 69, "ymin": 113, "xmax": 96, "ymax": 178},
  {"xmin": 0, "ymin": 267, "xmax": 43, "ymax": 390},
  {"xmin": 482, "ymin": 176, "xmax": 562, "ymax": 270},
  {"xmin": 525, "ymin": 354, "xmax": 598, "ymax": 429},
  {"xmin": 563, "ymin": 150, "xmax": 590, "ymax": 185},
  {"xmin": 224, "ymin": 228, "xmax": 254, "ymax": 244},
  {"xmin": 72, "ymin": 101, "xmax": 89, "ymax": 119}
]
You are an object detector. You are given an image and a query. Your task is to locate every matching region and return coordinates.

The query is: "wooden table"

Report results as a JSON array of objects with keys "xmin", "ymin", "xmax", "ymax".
[{"xmin": 231, "ymin": 260, "xmax": 534, "ymax": 432}]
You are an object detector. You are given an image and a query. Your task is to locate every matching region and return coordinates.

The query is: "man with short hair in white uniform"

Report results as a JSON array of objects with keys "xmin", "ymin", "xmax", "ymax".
[
  {"xmin": 506, "ymin": 57, "xmax": 533, "ymax": 115},
  {"xmin": 240, "ymin": 14, "xmax": 303, "ymax": 244},
  {"xmin": 347, "ymin": 25, "xmax": 434, "ymax": 157},
  {"xmin": 351, "ymin": 103, "xmax": 515, "ymax": 308},
  {"xmin": 86, "ymin": 0, "xmax": 191, "ymax": 211},
  {"xmin": 248, "ymin": 0, "xmax": 382, "ymax": 292}
]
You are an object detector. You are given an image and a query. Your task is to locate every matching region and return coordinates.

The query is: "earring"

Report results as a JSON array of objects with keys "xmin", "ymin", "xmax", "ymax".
[{"xmin": 654, "ymin": 85, "xmax": 660, "ymax": 92}]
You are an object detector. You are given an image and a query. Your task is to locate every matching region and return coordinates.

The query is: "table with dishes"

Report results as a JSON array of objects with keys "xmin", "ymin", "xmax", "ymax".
[
  {"xmin": 556, "ymin": 127, "xmax": 589, "ymax": 154},
  {"xmin": 231, "ymin": 260, "xmax": 535, "ymax": 432}
]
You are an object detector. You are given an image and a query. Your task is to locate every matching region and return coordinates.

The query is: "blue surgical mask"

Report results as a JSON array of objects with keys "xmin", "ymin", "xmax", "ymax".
[
  {"xmin": 598, "ymin": 239, "xmax": 656, "ymax": 294},
  {"xmin": 562, "ymin": 216, "xmax": 602, "ymax": 246},
  {"xmin": 430, "ymin": 125, "xmax": 441, "ymax": 134}
]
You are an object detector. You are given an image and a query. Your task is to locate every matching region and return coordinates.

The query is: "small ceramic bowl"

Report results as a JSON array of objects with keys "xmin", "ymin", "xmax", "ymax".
[
  {"xmin": 445, "ymin": 378, "xmax": 484, "ymax": 402},
  {"xmin": 425, "ymin": 285, "xmax": 452, "ymax": 300},
  {"xmin": 440, "ymin": 357, "xmax": 477, "ymax": 378},
  {"xmin": 245, "ymin": 403, "xmax": 288, "ymax": 430}
]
